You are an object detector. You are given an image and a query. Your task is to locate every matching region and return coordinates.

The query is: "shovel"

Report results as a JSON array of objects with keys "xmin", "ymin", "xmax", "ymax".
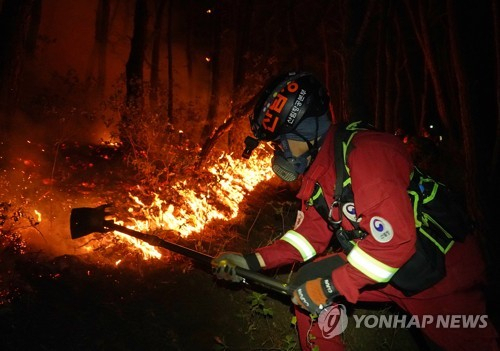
[{"xmin": 70, "ymin": 204, "xmax": 292, "ymax": 296}]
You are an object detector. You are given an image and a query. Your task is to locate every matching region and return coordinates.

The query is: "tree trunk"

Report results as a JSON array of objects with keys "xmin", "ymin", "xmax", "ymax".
[
  {"xmin": 25, "ymin": 0, "xmax": 41, "ymax": 57},
  {"xmin": 196, "ymin": 96, "xmax": 258, "ymax": 169},
  {"xmin": 166, "ymin": 0, "xmax": 174, "ymax": 123},
  {"xmin": 185, "ymin": 0, "xmax": 193, "ymax": 80},
  {"xmin": 343, "ymin": 0, "xmax": 376, "ymax": 121},
  {"xmin": 321, "ymin": 21, "xmax": 336, "ymax": 122},
  {"xmin": 374, "ymin": 9, "xmax": 383, "ymax": 128},
  {"xmin": 383, "ymin": 4, "xmax": 394, "ymax": 132},
  {"xmin": 403, "ymin": 41, "xmax": 418, "ymax": 133},
  {"xmin": 419, "ymin": 68, "xmax": 429, "ymax": 132},
  {"xmin": 196, "ymin": 0, "xmax": 253, "ymax": 166},
  {"xmin": 95, "ymin": 0, "xmax": 110, "ymax": 96},
  {"xmin": 230, "ymin": 0, "xmax": 251, "ymax": 94},
  {"xmin": 149, "ymin": 0, "xmax": 167, "ymax": 110},
  {"xmin": 405, "ymin": 0, "xmax": 453, "ymax": 139},
  {"xmin": 286, "ymin": 0, "xmax": 302, "ymax": 68},
  {"xmin": 227, "ymin": 0, "xmax": 253, "ymax": 146},
  {"xmin": 491, "ymin": 0, "xmax": 500, "ymax": 187},
  {"xmin": 84, "ymin": 0, "xmax": 110, "ymax": 97},
  {"xmin": 122, "ymin": 0, "xmax": 148, "ymax": 129},
  {"xmin": 446, "ymin": 0, "xmax": 480, "ymax": 225},
  {"xmin": 0, "ymin": 0, "xmax": 35, "ymax": 125},
  {"xmin": 201, "ymin": 4, "xmax": 222, "ymax": 139},
  {"xmin": 393, "ymin": 14, "xmax": 403, "ymax": 131}
]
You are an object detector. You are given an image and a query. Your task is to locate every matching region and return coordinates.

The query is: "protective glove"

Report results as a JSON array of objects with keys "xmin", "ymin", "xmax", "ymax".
[
  {"xmin": 292, "ymin": 277, "xmax": 339, "ymax": 315},
  {"xmin": 211, "ymin": 252, "xmax": 261, "ymax": 283}
]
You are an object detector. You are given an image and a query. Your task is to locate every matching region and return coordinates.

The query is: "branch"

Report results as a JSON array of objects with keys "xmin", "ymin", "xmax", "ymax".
[{"xmin": 196, "ymin": 95, "xmax": 258, "ymax": 169}]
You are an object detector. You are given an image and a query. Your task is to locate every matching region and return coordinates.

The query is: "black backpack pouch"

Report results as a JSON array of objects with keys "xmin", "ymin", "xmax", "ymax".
[
  {"xmin": 410, "ymin": 167, "xmax": 473, "ymax": 242},
  {"xmin": 390, "ymin": 228, "xmax": 447, "ymax": 297}
]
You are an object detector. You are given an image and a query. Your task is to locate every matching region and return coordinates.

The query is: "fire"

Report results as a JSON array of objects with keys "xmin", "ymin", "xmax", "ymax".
[
  {"xmin": 127, "ymin": 147, "xmax": 273, "ymax": 239},
  {"xmin": 113, "ymin": 227, "xmax": 163, "ymax": 261},
  {"xmin": 34, "ymin": 210, "xmax": 42, "ymax": 223},
  {"xmin": 82, "ymin": 145, "xmax": 274, "ymax": 262}
]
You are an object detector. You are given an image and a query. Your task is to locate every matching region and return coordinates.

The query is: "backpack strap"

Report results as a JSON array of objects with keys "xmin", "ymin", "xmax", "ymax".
[
  {"xmin": 333, "ymin": 124, "xmax": 349, "ymax": 204},
  {"xmin": 331, "ymin": 122, "xmax": 374, "ymax": 251},
  {"xmin": 333, "ymin": 121, "xmax": 375, "ymax": 205},
  {"xmin": 307, "ymin": 121, "xmax": 374, "ymax": 252}
]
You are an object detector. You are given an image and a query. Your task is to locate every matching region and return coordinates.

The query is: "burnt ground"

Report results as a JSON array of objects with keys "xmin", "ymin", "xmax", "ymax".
[{"xmin": 0, "ymin": 141, "xmax": 498, "ymax": 351}]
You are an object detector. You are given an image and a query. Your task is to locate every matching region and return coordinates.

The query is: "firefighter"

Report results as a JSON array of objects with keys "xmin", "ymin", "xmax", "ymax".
[{"xmin": 212, "ymin": 72, "xmax": 498, "ymax": 350}]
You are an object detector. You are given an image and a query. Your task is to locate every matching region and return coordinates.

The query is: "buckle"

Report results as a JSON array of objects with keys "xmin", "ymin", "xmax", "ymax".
[{"xmin": 328, "ymin": 201, "xmax": 342, "ymax": 225}]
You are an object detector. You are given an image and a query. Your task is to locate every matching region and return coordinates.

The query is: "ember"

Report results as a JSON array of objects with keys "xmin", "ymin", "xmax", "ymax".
[{"xmin": 34, "ymin": 210, "xmax": 42, "ymax": 223}]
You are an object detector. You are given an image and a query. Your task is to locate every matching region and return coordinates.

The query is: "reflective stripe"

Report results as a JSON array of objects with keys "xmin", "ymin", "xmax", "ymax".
[
  {"xmin": 422, "ymin": 178, "xmax": 439, "ymax": 204},
  {"xmin": 307, "ymin": 185, "xmax": 323, "ymax": 207},
  {"xmin": 280, "ymin": 230, "xmax": 316, "ymax": 261},
  {"xmin": 311, "ymin": 186, "xmax": 323, "ymax": 202},
  {"xmin": 407, "ymin": 190, "xmax": 422, "ymax": 227},
  {"xmin": 347, "ymin": 244, "xmax": 399, "ymax": 283}
]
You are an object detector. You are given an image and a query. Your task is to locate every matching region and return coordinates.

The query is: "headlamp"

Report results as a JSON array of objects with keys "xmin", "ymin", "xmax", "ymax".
[{"xmin": 242, "ymin": 136, "xmax": 260, "ymax": 159}]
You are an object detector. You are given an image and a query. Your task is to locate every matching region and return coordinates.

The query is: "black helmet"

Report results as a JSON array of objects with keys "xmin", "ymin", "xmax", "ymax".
[{"xmin": 250, "ymin": 72, "xmax": 330, "ymax": 141}]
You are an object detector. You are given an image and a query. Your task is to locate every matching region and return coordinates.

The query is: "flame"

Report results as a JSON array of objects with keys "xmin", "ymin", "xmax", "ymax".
[
  {"xmin": 113, "ymin": 228, "xmax": 162, "ymax": 260},
  {"xmin": 127, "ymin": 148, "xmax": 273, "ymax": 240},
  {"xmin": 83, "ymin": 146, "xmax": 274, "ymax": 262},
  {"xmin": 129, "ymin": 148, "xmax": 273, "ymax": 237},
  {"xmin": 34, "ymin": 210, "xmax": 42, "ymax": 223}
]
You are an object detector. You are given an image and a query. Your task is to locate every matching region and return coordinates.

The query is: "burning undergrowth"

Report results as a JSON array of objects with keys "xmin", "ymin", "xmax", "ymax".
[
  {"xmin": 0, "ymin": 124, "xmax": 305, "ymax": 350},
  {"xmin": 0, "ymin": 133, "xmax": 281, "ymax": 298}
]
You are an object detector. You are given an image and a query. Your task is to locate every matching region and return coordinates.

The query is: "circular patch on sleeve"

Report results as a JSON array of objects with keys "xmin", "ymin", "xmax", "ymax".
[{"xmin": 369, "ymin": 216, "xmax": 394, "ymax": 243}]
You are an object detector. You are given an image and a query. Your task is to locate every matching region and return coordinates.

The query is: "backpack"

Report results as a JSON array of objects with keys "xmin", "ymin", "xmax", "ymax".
[{"xmin": 308, "ymin": 121, "xmax": 473, "ymax": 296}]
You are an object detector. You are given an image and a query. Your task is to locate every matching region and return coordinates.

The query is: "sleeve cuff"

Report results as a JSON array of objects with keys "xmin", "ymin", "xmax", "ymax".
[{"xmin": 243, "ymin": 253, "xmax": 262, "ymax": 271}]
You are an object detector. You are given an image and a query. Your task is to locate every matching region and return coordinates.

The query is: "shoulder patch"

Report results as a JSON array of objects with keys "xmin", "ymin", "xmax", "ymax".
[
  {"xmin": 342, "ymin": 202, "xmax": 359, "ymax": 222},
  {"xmin": 369, "ymin": 216, "xmax": 393, "ymax": 243}
]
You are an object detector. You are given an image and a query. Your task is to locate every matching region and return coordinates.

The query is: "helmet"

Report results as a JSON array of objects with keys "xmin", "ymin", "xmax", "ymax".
[
  {"xmin": 250, "ymin": 72, "xmax": 330, "ymax": 141},
  {"xmin": 243, "ymin": 72, "xmax": 332, "ymax": 182}
]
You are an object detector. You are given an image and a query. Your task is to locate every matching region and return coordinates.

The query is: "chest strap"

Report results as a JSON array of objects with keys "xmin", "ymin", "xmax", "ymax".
[{"xmin": 307, "ymin": 182, "xmax": 365, "ymax": 252}]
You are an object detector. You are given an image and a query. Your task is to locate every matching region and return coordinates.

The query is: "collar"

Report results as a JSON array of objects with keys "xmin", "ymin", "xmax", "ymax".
[{"xmin": 296, "ymin": 126, "xmax": 335, "ymax": 200}]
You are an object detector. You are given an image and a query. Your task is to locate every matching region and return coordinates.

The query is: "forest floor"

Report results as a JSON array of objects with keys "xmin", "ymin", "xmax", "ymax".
[{"xmin": 0, "ymin": 140, "xmax": 498, "ymax": 351}]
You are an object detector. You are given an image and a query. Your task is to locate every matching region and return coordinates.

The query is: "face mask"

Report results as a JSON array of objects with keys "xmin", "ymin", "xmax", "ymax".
[
  {"xmin": 271, "ymin": 137, "xmax": 312, "ymax": 182},
  {"xmin": 271, "ymin": 149, "xmax": 309, "ymax": 182}
]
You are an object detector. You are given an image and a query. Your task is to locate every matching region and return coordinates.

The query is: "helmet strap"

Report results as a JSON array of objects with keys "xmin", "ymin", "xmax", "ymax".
[{"xmin": 286, "ymin": 114, "xmax": 325, "ymax": 164}]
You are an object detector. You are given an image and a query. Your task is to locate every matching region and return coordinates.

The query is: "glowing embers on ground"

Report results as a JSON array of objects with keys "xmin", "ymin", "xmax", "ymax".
[{"xmin": 118, "ymin": 148, "xmax": 274, "ymax": 260}]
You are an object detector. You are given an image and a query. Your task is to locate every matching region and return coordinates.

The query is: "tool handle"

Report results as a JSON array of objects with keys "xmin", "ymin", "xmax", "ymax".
[
  {"xmin": 234, "ymin": 266, "xmax": 292, "ymax": 296},
  {"xmin": 108, "ymin": 222, "xmax": 213, "ymax": 263},
  {"xmin": 107, "ymin": 222, "xmax": 292, "ymax": 296}
]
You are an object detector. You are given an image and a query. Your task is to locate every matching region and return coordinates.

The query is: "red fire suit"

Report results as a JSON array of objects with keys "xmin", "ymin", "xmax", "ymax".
[{"xmin": 255, "ymin": 127, "xmax": 498, "ymax": 350}]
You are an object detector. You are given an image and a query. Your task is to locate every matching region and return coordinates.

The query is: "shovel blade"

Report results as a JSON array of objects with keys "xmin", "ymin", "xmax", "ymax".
[{"xmin": 70, "ymin": 204, "xmax": 111, "ymax": 239}]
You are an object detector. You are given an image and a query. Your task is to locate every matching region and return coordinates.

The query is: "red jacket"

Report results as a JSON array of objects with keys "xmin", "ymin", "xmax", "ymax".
[{"xmin": 256, "ymin": 126, "xmax": 417, "ymax": 303}]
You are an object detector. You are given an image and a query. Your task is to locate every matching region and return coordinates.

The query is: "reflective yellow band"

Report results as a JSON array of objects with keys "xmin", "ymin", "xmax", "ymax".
[
  {"xmin": 419, "ymin": 227, "xmax": 455, "ymax": 254},
  {"xmin": 347, "ymin": 245, "xmax": 399, "ymax": 283},
  {"xmin": 280, "ymin": 230, "xmax": 316, "ymax": 261}
]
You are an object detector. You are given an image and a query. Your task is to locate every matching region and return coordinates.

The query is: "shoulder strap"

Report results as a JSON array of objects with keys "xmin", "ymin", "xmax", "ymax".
[
  {"xmin": 333, "ymin": 121, "xmax": 375, "ymax": 202},
  {"xmin": 333, "ymin": 124, "xmax": 349, "ymax": 202}
]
